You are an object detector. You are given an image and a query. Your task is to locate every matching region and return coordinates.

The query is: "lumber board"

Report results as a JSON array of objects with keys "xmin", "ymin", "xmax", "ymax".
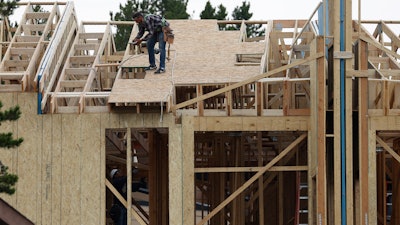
[
  {"xmin": 25, "ymin": 12, "xmax": 50, "ymax": 19},
  {"xmin": 79, "ymin": 32, "xmax": 104, "ymax": 39},
  {"xmin": 345, "ymin": 0, "xmax": 354, "ymax": 221},
  {"xmin": 359, "ymin": 40, "xmax": 369, "ymax": 225},
  {"xmin": 332, "ymin": 0, "xmax": 342, "ymax": 223}
]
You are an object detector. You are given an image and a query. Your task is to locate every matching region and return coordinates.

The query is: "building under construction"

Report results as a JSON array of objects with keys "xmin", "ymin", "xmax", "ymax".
[{"xmin": 0, "ymin": 1, "xmax": 400, "ymax": 225}]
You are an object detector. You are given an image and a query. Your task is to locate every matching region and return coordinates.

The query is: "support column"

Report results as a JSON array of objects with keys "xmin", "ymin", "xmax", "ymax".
[{"xmin": 358, "ymin": 40, "xmax": 369, "ymax": 225}]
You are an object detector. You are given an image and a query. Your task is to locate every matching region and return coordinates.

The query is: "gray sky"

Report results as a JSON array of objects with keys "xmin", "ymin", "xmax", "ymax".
[{"xmin": 12, "ymin": 0, "xmax": 400, "ymax": 22}]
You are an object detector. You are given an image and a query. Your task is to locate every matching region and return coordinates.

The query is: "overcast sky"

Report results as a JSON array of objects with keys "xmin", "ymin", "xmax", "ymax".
[{"xmin": 11, "ymin": 0, "xmax": 399, "ymax": 22}]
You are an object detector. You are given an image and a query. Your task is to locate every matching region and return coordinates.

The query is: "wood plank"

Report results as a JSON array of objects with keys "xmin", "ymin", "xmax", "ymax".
[
  {"xmin": 79, "ymin": 32, "xmax": 104, "ymax": 39},
  {"xmin": 64, "ymin": 68, "xmax": 91, "ymax": 75},
  {"xmin": 60, "ymin": 80, "xmax": 87, "ymax": 88},
  {"xmin": 15, "ymin": 35, "xmax": 40, "ymax": 42},
  {"xmin": 74, "ymin": 43, "xmax": 98, "ymax": 51},
  {"xmin": 69, "ymin": 55, "xmax": 96, "ymax": 63},
  {"xmin": 25, "ymin": 12, "xmax": 51, "ymax": 19},
  {"xmin": 10, "ymin": 47, "xmax": 35, "ymax": 55},
  {"xmin": 332, "ymin": 0, "xmax": 342, "ymax": 223},
  {"xmin": 345, "ymin": 0, "xmax": 354, "ymax": 222},
  {"xmin": 4, "ymin": 60, "xmax": 30, "ymax": 67},
  {"xmin": 359, "ymin": 40, "xmax": 369, "ymax": 225},
  {"xmin": 22, "ymin": 24, "xmax": 46, "ymax": 32}
]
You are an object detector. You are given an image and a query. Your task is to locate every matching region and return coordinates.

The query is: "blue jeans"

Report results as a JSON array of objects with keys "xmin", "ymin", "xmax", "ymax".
[
  {"xmin": 116, "ymin": 206, "xmax": 127, "ymax": 225},
  {"xmin": 147, "ymin": 31, "xmax": 166, "ymax": 69}
]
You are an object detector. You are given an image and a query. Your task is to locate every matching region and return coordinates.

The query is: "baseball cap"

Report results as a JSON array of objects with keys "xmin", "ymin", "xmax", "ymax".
[{"xmin": 110, "ymin": 169, "xmax": 119, "ymax": 179}]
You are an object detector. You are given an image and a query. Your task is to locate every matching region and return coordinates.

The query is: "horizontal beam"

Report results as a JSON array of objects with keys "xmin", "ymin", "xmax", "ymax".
[{"xmin": 194, "ymin": 165, "xmax": 308, "ymax": 173}]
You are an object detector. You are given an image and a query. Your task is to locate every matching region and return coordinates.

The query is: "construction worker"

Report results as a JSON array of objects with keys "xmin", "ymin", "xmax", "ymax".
[
  {"xmin": 109, "ymin": 168, "xmax": 146, "ymax": 225},
  {"xmin": 132, "ymin": 12, "xmax": 169, "ymax": 74}
]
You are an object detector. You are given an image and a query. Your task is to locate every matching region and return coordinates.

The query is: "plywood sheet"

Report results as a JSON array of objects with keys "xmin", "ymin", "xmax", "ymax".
[
  {"xmin": 109, "ymin": 78, "xmax": 172, "ymax": 103},
  {"xmin": 110, "ymin": 20, "xmax": 265, "ymax": 103}
]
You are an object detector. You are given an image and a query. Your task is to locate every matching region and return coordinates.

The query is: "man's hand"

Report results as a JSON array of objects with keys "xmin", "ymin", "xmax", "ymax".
[{"xmin": 132, "ymin": 38, "xmax": 142, "ymax": 45}]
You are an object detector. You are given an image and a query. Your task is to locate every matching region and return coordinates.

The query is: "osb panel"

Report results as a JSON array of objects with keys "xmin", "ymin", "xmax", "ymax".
[
  {"xmin": 109, "ymin": 78, "xmax": 172, "ymax": 103},
  {"xmin": 0, "ymin": 93, "xmax": 185, "ymax": 225},
  {"xmin": 110, "ymin": 20, "xmax": 264, "ymax": 103},
  {"xmin": 0, "ymin": 93, "xmax": 17, "ymax": 206},
  {"xmin": 60, "ymin": 114, "xmax": 81, "ymax": 225},
  {"xmin": 81, "ymin": 114, "xmax": 102, "ymax": 224},
  {"xmin": 170, "ymin": 20, "xmax": 263, "ymax": 85},
  {"xmin": 16, "ymin": 93, "xmax": 40, "ymax": 221},
  {"xmin": 51, "ymin": 114, "xmax": 62, "ymax": 225}
]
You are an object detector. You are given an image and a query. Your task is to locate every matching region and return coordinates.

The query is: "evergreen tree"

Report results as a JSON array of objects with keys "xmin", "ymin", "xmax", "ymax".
[
  {"xmin": 200, "ymin": 1, "xmax": 227, "ymax": 30},
  {"xmin": 200, "ymin": 1, "xmax": 227, "ymax": 20},
  {"xmin": 199, "ymin": 1, "xmax": 215, "ymax": 19},
  {"xmin": 0, "ymin": 0, "xmax": 20, "ymax": 38},
  {"xmin": 162, "ymin": 0, "xmax": 189, "ymax": 19},
  {"xmin": 230, "ymin": 1, "xmax": 264, "ymax": 38},
  {"xmin": 215, "ymin": 4, "xmax": 227, "ymax": 20},
  {"xmin": 0, "ymin": 0, "xmax": 20, "ymax": 18},
  {"xmin": 0, "ymin": 101, "xmax": 23, "ymax": 195}
]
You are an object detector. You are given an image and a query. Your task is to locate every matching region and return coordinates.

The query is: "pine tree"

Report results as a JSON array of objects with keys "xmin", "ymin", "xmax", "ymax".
[
  {"xmin": 0, "ymin": 101, "xmax": 23, "ymax": 195},
  {"xmin": 0, "ymin": 0, "xmax": 20, "ymax": 18},
  {"xmin": 199, "ymin": 1, "xmax": 216, "ymax": 19},
  {"xmin": 214, "ymin": 4, "xmax": 227, "ymax": 20},
  {"xmin": 161, "ymin": 0, "xmax": 189, "ymax": 19},
  {"xmin": 200, "ymin": 1, "xmax": 227, "ymax": 30}
]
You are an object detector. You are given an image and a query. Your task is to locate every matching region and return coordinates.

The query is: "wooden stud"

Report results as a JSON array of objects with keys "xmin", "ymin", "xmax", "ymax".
[{"xmin": 359, "ymin": 39, "xmax": 369, "ymax": 225}]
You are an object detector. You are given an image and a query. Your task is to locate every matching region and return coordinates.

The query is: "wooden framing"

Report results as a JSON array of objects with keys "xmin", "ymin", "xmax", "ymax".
[{"xmin": 0, "ymin": 1, "xmax": 400, "ymax": 225}]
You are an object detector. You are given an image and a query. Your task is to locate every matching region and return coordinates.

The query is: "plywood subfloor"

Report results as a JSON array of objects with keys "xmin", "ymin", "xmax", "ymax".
[{"xmin": 110, "ymin": 20, "xmax": 264, "ymax": 103}]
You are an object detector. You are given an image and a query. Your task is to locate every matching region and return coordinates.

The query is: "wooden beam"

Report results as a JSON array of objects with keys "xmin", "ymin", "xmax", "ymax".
[
  {"xmin": 315, "ymin": 36, "xmax": 327, "ymax": 225},
  {"xmin": 359, "ymin": 39, "xmax": 369, "ymax": 225},
  {"xmin": 194, "ymin": 165, "xmax": 308, "ymax": 173}
]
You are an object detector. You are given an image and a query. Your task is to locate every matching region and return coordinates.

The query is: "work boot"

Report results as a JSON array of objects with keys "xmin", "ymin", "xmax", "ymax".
[
  {"xmin": 145, "ymin": 65, "xmax": 157, "ymax": 71},
  {"xmin": 155, "ymin": 68, "xmax": 165, "ymax": 74}
]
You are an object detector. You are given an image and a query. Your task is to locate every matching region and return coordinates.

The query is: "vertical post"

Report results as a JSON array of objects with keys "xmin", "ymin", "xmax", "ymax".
[
  {"xmin": 316, "ymin": 36, "xmax": 327, "ymax": 225},
  {"xmin": 333, "ymin": 0, "xmax": 343, "ymax": 222},
  {"xmin": 344, "ymin": 0, "xmax": 354, "ymax": 224},
  {"xmin": 127, "ymin": 128, "xmax": 132, "ymax": 225},
  {"xmin": 358, "ymin": 40, "xmax": 369, "ymax": 225},
  {"xmin": 197, "ymin": 84, "xmax": 204, "ymax": 116},
  {"xmin": 256, "ymin": 82, "xmax": 263, "ymax": 116},
  {"xmin": 283, "ymin": 80, "xmax": 290, "ymax": 116},
  {"xmin": 257, "ymin": 132, "xmax": 265, "ymax": 225}
]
